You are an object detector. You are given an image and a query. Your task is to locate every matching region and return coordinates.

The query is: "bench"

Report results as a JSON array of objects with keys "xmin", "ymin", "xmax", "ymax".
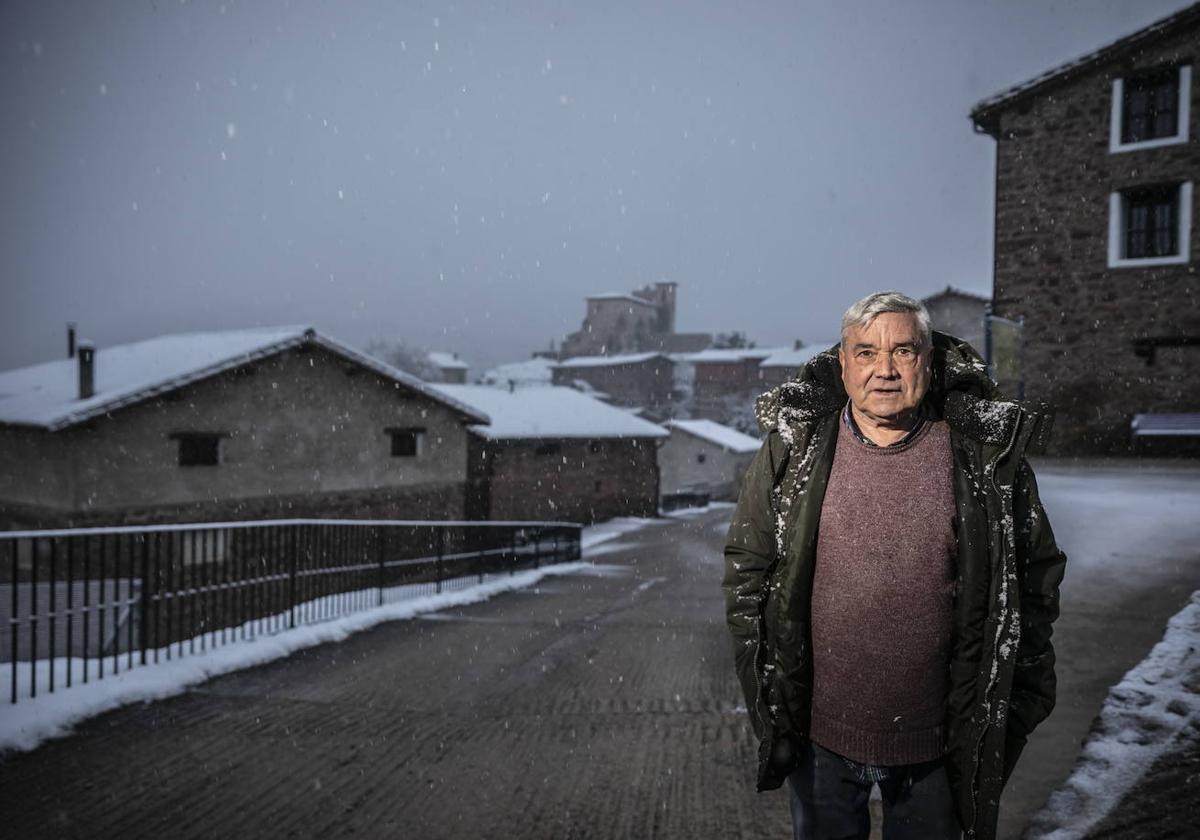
[{"xmin": 1131, "ymin": 413, "xmax": 1200, "ymax": 438}]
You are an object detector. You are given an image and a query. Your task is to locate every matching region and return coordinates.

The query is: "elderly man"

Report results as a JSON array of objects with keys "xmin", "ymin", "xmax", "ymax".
[{"xmin": 723, "ymin": 291, "xmax": 1066, "ymax": 840}]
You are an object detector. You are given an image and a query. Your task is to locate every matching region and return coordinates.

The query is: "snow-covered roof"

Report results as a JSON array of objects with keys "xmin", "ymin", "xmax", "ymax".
[
  {"xmin": 759, "ymin": 344, "xmax": 832, "ymax": 368},
  {"xmin": 0, "ymin": 325, "xmax": 489, "ymax": 430},
  {"xmin": 971, "ymin": 3, "xmax": 1200, "ymax": 134},
  {"xmin": 428, "ymin": 351, "xmax": 469, "ymax": 370},
  {"xmin": 586, "ymin": 293, "xmax": 655, "ymax": 306},
  {"xmin": 666, "ymin": 419, "xmax": 761, "ymax": 453},
  {"xmin": 554, "ymin": 351, "xmax": 670, "ymax": 369},
  {"xmin": 479, "ymin": 357, "xmax": 555, "ymax": 388},
  {"xmin": 685, "ymin": 346, "xmax": 784, "ymax": 364},
  {"xmin": 922, "ymin": 285, "xmax": 990, "ymax": 305},
  {"xmin": 430, "ymin": 385, "xmax": 668, "ymax": 441}
]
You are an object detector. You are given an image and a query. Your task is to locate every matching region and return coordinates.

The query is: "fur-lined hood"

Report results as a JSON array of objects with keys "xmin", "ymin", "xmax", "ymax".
[{"xmin": 755, "ymin": 331, "xmax": 1052, "ymax": 453}]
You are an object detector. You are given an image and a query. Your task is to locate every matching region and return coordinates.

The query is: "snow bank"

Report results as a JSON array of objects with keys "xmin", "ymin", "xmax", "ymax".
[
  {"xmin": 1025, "ymin": 589, "xmax": 1200, "ymax": 840},
  {"xmin": 0, "ymin": 515, "xmax": 658, "ymax": 755}
]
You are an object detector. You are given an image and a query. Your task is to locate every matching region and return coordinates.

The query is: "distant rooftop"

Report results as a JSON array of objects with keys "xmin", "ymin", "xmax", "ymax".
[
  {"xmin": 554, "ymin": 352, "xmax": 671, "ymax": 369},
  {"xmin": 666, "ymin": 419, "xmax": 761, "ymax": 453},
  {"xmin": 0, "ymin": 325, "xmax": 488, "ymax": 430},
  {"xmin": 479, "ymin": 357, "xmax": 555, "ymax": 388},
  {"xmin": 586, "ymin": 293, "xmax": 656, "ymax": 305},
  {"xmin": 428, "ymin": 351, "xmax": 469, "ymax": 370},
  {"xmin": 430, "ymin": 385, "xmax": 668, "ymax": 440},
  {"xmin": 759, "ymin": 344, "xmax": 833, "ymax": 368},
  {"xmin": 685, "ymin": 346, "xmax": 784, "ymax": 364},
  {"xmin": 923, "ymin": 285, "xmax": 990, "ymax": 304}
]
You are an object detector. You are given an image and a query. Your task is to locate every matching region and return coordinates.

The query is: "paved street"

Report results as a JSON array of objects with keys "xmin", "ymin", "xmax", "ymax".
[
  {"xmin": 3, "ymin": 460, "xmax": 1198, "ymax": 839},
  {"xmin": 1, "ymin": 508, "xmax": 793, "ymax": 839}
]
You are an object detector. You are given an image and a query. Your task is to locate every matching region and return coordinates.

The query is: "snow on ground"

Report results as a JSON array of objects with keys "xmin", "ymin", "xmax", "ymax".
[
  {"xmin": 1025, "ymin": 589, "xmax": 1200, "ymax": 840},
  {"xmin": 0, "ymin": 515, "xmax": 660, "ymax": 755}
]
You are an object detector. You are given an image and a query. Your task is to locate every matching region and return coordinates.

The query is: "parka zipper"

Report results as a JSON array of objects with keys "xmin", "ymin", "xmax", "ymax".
[{"xmin": 968, "ymin": 411, "xmax": 1023, "ymax": 832}]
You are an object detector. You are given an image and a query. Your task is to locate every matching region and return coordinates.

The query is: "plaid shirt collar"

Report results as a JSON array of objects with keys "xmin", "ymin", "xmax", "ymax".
[{"xmin": 842, "ymin": 399, "xmax": 929, "ymax": 448}]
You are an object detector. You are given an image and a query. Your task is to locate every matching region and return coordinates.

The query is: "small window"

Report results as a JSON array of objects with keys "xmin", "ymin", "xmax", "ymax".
[
  {"xmin": 387, "ymin": 427, "xmax": 425, "ymax": 457},
  {"xmin": 1110, "ymin": 65, "xmax": 1191, "ymax": 153},
  {"xmin": 1108, "ymin": 182, "xmax": 1192, "ymax": 268},
  {"xmin": 535, "ymin": 442, "xmax": 561, "ymax": 457},
  {"xmin": 588, "ymin": 441, "xmax": 602, "ymax": 454},
  {"xmin": 1122, "ymin": 68, "xmax": 1179, "ymax": 143},
  {"xmin": 696, "ymin": 452, "xmax": 708, "ymax": 464},
  {"xmin": 172, "ymin": 432, "xmax": 222, "ymax": 466}
]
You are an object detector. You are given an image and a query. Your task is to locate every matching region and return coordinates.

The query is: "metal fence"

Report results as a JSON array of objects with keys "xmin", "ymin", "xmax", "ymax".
[{"xmin": 1, "ymin": 518, "xmax": 582, "ymax": 704}]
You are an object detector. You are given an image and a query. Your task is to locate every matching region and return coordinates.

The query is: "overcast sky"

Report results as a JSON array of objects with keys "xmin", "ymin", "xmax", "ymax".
[{"xmin": 2, "ymin": 0, "xmax": 1194, "ymax": 373}]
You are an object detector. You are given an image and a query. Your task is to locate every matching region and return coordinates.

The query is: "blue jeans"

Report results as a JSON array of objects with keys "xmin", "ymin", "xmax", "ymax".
[{"xmin": 786, "ymin": 741, "xmax": 961, "ymax": 840}]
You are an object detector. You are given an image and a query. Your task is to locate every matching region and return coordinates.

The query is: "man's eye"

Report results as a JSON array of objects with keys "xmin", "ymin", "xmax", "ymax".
[
  {"xmin": 896, "ymin": 348, "xmax": 913, "ymax": 357},
  {"xmin": 857, "ymin": 351, "xmax": 874, "ymax": 360}
]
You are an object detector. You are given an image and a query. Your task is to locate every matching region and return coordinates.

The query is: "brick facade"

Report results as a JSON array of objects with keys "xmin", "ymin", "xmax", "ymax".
[{"xmin": 973, "ymin": 10, "xmax": 1200, "ymax": 454}]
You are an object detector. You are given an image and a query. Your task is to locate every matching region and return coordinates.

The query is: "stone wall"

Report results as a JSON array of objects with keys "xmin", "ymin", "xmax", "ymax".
[
  {"xmin": 469, "ymin": 436, "xmax": 659, "ymax": 524},
  {"xmin": 0, "ymin": 344, "xmax": 473, "ymax": 528},
  {"xmin": 987, "ymin": 25, "xmax": 1199, "ymax": 453}
]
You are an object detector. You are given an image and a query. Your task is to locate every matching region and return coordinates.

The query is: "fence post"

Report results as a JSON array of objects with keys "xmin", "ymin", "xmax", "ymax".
[
  {"xmin": 288, "ymin": 525, "xmax": 297, "ymax": 630},
  {"xmin": 140, "ymin": 534, "xmax": 150, "ymax": 666},
  {"xmin": 377, "ymin": 527, "xmax": 385, "ymax": 607},
  {"xmin": 435, "ymin": 527, "xmax": 444, "ymax": 594}
]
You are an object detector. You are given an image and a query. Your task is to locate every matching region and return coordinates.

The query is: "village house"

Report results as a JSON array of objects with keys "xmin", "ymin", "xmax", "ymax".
[
  {"xmin": 921, "ymin": 287, "xmax": 990, "ymax": 354},
  {"xmin": 427, "ymin": 351, "xmax": 470, "ymax": 384},
  {"xmin": 757, "ymin": 342, "xmax": 832, "ymax": 391},
  {"xmin": 971, "ymin": 3, "xmax": 1200, "ymax": 454},
  {"xmin": 0, "ymin": 325, "xmax": 488, "ymax": 530},
  {"xmin": 687, "ymin": 346, "xmax": 785, "ymax": 422},
  {"xmin": 430, "ymin": 385, "xmax": 667, "ymax": 524},
  {"xmin": 658, "ymin": 419, "xmax": 761, "ymax": 501},
  {"xmin": 550, "ymin": 352, "xmax": 675, "ymax": 415}
]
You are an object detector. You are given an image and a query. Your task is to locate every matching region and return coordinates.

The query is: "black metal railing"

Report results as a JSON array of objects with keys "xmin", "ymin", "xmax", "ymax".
[{"xmin": 1, "ymin": 518, "xmax": 582, "ymax": 704}]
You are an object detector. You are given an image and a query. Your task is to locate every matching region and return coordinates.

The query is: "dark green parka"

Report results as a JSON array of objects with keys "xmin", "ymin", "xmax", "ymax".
[{"xmin": 722, "ymin": 332, "xmax": 1067, "ymax": 840}]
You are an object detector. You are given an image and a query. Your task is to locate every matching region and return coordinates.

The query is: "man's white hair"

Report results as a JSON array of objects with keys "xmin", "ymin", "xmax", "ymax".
[{"xmin": 840, "ymin": 291, "xmax": 932, "ymax": 347}]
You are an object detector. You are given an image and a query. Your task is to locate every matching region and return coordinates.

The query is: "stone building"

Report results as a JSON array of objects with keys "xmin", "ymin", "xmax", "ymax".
[
  {"xmin": 971, "ymin": 3, "xmax": 1200, "ymax": 454},
  {"xmin": 428, "ymin": 351, "xmax": 469, "ymax": 384},
  {"xmin": 688, "ymin": 346, "xmax": 784, "ymax": 423},
  {"xmin": 758, "ymin": 343, "xmax": 832, "ymax": 390},
  {"xmin": 0, "ymin": 326, "xmax": 487, "ymax": 529},
  {"xmin": 431, "ymin": 385, "xmax": 667, "ymax": 524},
  {"xmin": 560, "ymin": 282, "xmax": 711, "ymax": 358},
  {"xmin": 659, "ymin": 419, "xmax": 760, "ymax": 501},
  {"xmin": 921, "ymin": 287, "xmax": 989, "ymax": 353},
  {"xmin": 550, "ymin": 352, "xmax": 675, "ymax": 414}
]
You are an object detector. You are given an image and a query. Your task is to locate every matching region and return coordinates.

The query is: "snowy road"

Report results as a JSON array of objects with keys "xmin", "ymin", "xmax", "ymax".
[
  {"xmin": 0, "ymin": 506, "xmax": 792, "ymax": 839},
  {"xmin": 999, "ymin": 460, "xmax": 1200, "ymax": 839},
  {"xmin": 2, "ymin": 460, "xmax": 1197, "ymax": 839}
]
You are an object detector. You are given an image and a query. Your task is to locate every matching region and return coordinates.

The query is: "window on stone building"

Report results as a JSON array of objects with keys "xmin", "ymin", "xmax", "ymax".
[
  {"xmin": 536, "ymin": 441, "xmax": 561, "ymax": 456},
  {"xmin": 172, "ymin": 432, "xmax": 223, "ymax": 466},
  {"xmin": 1110, "ymin": 65, "xmax": 1191, "ymax": 152},
  {"xmin": 387, "ymin": 427, "xmax": 425, "ymax": 457},
  {"xmin": 696, "ymin": 452, "xmax": 707, "ymax": 464},
  {"xmin": 1108, "ymin": 182, "xmax": 1193, "ymax": 268}
]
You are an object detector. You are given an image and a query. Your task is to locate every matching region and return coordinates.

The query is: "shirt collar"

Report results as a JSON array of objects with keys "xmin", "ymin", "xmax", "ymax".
[{"xmin": 842, "ymin": 400, "xmax": 928, "ymax": 448}]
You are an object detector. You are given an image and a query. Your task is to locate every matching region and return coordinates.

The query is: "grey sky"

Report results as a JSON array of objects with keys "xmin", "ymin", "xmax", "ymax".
[{"xmin": 2, "ymin": 0, "xmax": 1193, "ymax": 373}]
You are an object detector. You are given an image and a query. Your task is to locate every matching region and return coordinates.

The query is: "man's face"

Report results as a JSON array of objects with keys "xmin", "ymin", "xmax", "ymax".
[{"xmin": 838, "ymin": 312, "xmax": 932, "ymax": 426}]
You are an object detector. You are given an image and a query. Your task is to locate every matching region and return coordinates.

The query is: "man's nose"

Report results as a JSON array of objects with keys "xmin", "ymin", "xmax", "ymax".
[{"xmin": 873, "ymin": 352, "xmax": 900, "ymax": 378}]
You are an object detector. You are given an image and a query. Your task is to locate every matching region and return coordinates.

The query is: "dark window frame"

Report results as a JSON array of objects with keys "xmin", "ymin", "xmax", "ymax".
[
  {"xmin": 386, "ymin": 426, "xmax": 425, "ymax": 458},
  {"xmin": 169, "ymin": 431, "xmax": 225, "ymax": 467},
  {"xmin": 1121, "ymin": 66, "xmax": 1180, "ymax": 145},
  {"xmin": 1123, "ymin": 184, "xmax": 1179, "ymax": 259}
]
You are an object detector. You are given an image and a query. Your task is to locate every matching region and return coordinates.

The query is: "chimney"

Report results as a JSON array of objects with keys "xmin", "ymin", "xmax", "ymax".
[
  {"xmin": 78, "ymin": 341, "xmax": 95, "ymax": 400},
  {"xmin": 67, "ymin": 322, "xmax": 77, "ymax": 358}
]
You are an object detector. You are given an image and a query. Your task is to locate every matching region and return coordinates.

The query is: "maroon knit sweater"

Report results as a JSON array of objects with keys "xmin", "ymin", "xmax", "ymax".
[{"xmin": 808, "ymin": 415, "xmax": 957, "ymax": 765}]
